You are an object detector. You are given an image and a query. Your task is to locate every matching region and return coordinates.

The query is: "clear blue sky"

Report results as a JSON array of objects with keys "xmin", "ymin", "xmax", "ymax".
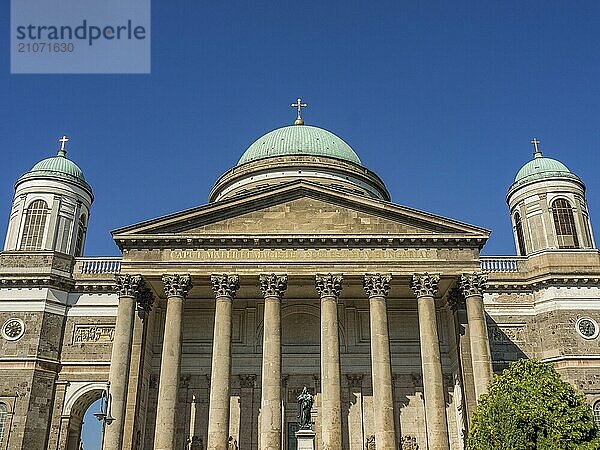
[
  {"xmin": 2, "ymin": 1, "xmax": 600, "ymax": 260},
  {"xmin": 3, "ymin": 2, "xmax": 600, "ymax": 446}
]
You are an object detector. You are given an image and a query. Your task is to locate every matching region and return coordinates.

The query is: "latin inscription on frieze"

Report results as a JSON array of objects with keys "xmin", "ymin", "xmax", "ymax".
[
  {"xmin": 73, "ymin": 324, "xmax": 115, "ymax": 344},
  {"xmin": 167, "ymin": 248, "xmax": 472, "ymax": 262}
]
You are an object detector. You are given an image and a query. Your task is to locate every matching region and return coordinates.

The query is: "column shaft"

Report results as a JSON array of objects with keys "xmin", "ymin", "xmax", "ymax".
[
  {"xmin": 364, "ymin": 273, "xmax": 396, "ymax": 449},
  {"xmin": 259, "ymin": 274, "xmax": 287, "ymax": 450},
  {"xmin": 461, "ymin": 272, "xmax": 493, "ymax": 400},
  {"xmin": 369, "ymin": 297, "xmax": 396, "ymax": 448},
  {"xmin": 104, "ymin": 274, "xmax": 142, "ymax": 450},
  {"xmin": 316, "ymin": 273, "xmax": 343, "ymax": 450},
  {"xmin": 154, "ymin": 295, "xmax": 185, "ymax": 449},
  {"xmin": 207, "ymin": 275, "xmax": 240, "ymax": 450},
  {"xmin": 321, "ymin": 295, "xmax": 342, "ymax": 449},
  {"xmin": 412, "ymin": 273, "xmax": 449, "ymax": 450},
  {"xmin": 260, "ymin": 296, "xmax": 281, "ymax": 449},
  {"xmin": 154, "ymin": 274, "xmax": 191, "ymax": 450}
]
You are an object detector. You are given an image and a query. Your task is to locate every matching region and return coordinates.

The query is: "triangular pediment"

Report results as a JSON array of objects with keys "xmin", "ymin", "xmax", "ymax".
[{"xmin": 112, "ymin": 181, "xmax": 490, "ymax": 246}]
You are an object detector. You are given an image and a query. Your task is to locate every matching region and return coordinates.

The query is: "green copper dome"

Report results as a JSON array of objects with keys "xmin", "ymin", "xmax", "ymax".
[
  {"xmin": 237, "ymin": 125, "xmax": 362, "ymax": 166},
  {"xmin": 18, "ymin": 149, "xmax": 92, "ymax": 194},
  {"xmin": 512, "ymin": 151, "xmax": 580, "ymax": 189}
]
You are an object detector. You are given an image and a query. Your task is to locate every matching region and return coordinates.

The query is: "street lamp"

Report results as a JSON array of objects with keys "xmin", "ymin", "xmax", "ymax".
[{"xmin": 94, "ymin": 381, "xmax": 114, "ymax": 449}]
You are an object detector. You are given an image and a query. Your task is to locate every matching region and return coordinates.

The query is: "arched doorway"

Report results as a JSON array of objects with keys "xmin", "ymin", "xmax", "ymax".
[{"xmin": 61, "ymin": 383, "xmax": 106, "ymax": 450}]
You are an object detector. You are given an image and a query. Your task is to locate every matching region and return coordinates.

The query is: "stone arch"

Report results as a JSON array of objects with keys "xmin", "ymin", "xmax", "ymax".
[{"xmin": 61, "ymin": 382, "xmax": 106, "ymax": 450}]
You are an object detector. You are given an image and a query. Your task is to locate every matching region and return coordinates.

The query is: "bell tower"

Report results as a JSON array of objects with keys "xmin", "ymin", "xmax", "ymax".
[
  {"xmin": 506, "ymin": 138, "xmax": 595, "ymax": 255},
  {"xmin": 4, "ymin": 136, "xmax": 94, "ymax": 256}
]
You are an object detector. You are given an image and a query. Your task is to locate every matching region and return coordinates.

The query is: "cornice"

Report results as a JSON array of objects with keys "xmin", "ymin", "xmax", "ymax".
[
  {"xmin": 0, "ymin": 276, "xmax": 74, "ymax": 290},
  {"xmin": 115, "ymin": 235, "xmax": 488, "ymax": 251},
  {"xmin": 487, "ymin": 276, "xmax": 600, "ymax": 292}
]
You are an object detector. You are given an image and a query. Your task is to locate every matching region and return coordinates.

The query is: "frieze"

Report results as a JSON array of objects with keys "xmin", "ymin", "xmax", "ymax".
[
  {"xmin": 165, "ymin": 247, "xmax": 474, "ymax": 262},
  {"xmin": 73, "ymin": 324, "xmax": 115, "ymax": 344}
]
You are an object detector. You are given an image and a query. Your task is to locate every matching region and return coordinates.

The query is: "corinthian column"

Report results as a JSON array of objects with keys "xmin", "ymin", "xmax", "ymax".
[
  {"xmin": 315, "ymin": 273, "xmax": 343, "ymax": 450},
  {"xmin": 258, "ymin": 274, "xmax": 288, "ymax": 450},
  {"xmin": 104, "ymin": 274, "xmax": 143, "ymax": 450},
  {"xmin": 411, "ymin": 273, "xmax": 449, "ymax": 450},
  {"xmin": 207, "ymin": 274, "xmax": 240, "ymax": 450},
  {"xmin": 460, "ymin": 272, "xmax": 492, "ymax": 400},
  {"xmin": 363, "ymin": 274, "xmax": 397, "ymax": 449},
  {"xmin": 154, "ymin": 274, "xmax": 193, "ymax": 450}
]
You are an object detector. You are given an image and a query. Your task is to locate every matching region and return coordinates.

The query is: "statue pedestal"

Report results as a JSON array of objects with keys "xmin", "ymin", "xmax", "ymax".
[{"xmin": 295, "ymin": 428, "xmax": 316, "ymax": 450}]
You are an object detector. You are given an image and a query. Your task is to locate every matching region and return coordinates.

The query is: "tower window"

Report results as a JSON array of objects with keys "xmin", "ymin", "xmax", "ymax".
[
  {"xmin": 594, "ymin": 401, "xmax": 600, "ymax": 429},
  {"xmin": 552, "ymin": 199, "xmax": 579, "ymax": 249},
  {"xmin": 20, "ymin": 200, "xmax": 49, "ymax": 250},
  {"xmin": 74, "ymin": 214, "xmax": 87, "ymax": 256},
  {"xmin": 514, "ymin": 212, "xmax": 526, "ymax": 256},
  {"xmin": 0, "ymin": 402, "xmax": 7, "ymax": 448}
]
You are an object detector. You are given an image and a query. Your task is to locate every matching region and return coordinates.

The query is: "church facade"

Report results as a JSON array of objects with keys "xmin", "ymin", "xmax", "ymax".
[{"xmin": 1, "ymin": 113, "xmax": 599, "ymax": 450}]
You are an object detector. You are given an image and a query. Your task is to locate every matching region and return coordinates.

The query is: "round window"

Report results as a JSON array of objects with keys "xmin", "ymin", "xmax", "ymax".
[
  {"xmin": 576, "ymin": 317, "xmax": 599, "ymax": 340},
  {"xmin": 1, "ymin": 318, "xmax": 25, "ymax": 341}
]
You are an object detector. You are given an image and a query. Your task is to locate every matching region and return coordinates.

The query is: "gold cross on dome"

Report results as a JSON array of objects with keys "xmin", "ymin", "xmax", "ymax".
[
  {"xmin": 58, "ymin": 135, "xmax": 69, "ymax": 155},
  {"xmin": 530, "ymin": 137, "xmax": 541, "ymax": 153},
  {"xmin": 291, "ymin": 98, "xmax": 308, "ymax": 125}
]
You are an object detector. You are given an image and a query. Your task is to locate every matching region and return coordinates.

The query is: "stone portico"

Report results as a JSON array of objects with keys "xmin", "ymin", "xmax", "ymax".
[{"xmin": 100, "ymin": 179, "xmax": 492, "ymax": 450}]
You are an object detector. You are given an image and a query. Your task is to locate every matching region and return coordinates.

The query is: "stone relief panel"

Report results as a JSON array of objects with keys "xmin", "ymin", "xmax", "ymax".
[
  {"xmin": 72, "ymin": 324, "xmax": 115, "ymax": 344},
  {"xmin": 62, "ymin": 317, "xmax": 115, "ymax": 361}
]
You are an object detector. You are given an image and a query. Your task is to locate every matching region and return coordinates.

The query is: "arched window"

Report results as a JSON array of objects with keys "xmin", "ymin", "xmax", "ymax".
[
  {"xmin": 0, "ymin": 402, "xmax": 7, "ymax": 447},
  {"xmin": 594, "ymin": 401, "xmax": 600, "ymax": 429},
  {"xmin": 552, "ymin": 199, "xmax": 579, "ymax": 249},
  {"xmin": 514, "ymin": 212, "xmax": 526, "ymax": 256},
  {"xmin": 20, "ymin": 200, "xmax": 49, "ymax": 250},
  {"xmin": 74, "ymin": 214, "xmax": 87, "ymax": 256}
]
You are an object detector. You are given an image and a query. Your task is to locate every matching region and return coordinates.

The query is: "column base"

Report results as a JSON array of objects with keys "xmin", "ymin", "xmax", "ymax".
[{"xmin": 295, "ymin": 429, "xmax": 316, "ymax": 450}]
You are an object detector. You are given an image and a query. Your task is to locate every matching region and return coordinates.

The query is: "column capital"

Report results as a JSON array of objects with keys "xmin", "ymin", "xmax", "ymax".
[
  {"xmin": 363, "ymin": 273, "xmax": 392, "ymax": 298},
  {"xmin": 315, "ymin": 273, "xmax": 343, "ymax": 298},
  {"xmin": 259, "ymin": 273, "xmax": 288, "ymax": 298},
  {"xmin": 210, "ymin": 274, "xmax": 240, "ymax": 298},
  {"xmin": 460, "ymin": 272, "xmax": 488, "ymax": 297},
  {"xmin": 115, "ymin": 274, "xmax": 143, "ymax": 298},
  {"xmin": 137, "ymin": 283, "xmax": 155, "ymax": 314},
  {"xmin": 410, "ymin": 273, "xmax": 440, "ymax": 298},
  {"xmin": 162, "ymin": 274, "xmax": 192, "ymax": 298}
]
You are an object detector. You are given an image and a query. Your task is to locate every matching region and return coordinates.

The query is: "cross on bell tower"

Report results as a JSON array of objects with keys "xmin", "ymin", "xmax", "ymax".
[
  {"xmin": 531, "ymin": 137, "xmax": 542, "ymax": 158},
  {"xmin": 291, "ymin": 98, "xmax": 308, "ymax": 125}
]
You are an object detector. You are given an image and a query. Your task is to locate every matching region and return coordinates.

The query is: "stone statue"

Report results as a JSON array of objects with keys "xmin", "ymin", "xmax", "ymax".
[{"xmin": 297, "ymin": 386, "xmax": 314, "ymax": 429}]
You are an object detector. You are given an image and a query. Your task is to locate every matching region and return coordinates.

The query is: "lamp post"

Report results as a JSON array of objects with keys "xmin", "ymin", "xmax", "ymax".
[{"xmin": 94, "ymin": 381, "xmax": 114, "ymax": 449}]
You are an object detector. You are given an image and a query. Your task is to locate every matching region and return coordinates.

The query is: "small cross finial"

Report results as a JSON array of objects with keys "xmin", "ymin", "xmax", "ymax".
[
  {"xmin": 291, "ymin": 97, "xmax": 308, "ymax": 125},
  {"xmin": 58, "ymin": 135, "xmax": 69, "ymax": 156},
  {"xmin": 530, "ymin": 137, "xmax": 542, "ymax": 157}
]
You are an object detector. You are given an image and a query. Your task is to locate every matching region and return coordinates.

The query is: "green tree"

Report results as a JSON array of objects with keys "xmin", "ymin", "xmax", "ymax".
[{"xmin": 467, "ymin": 359, "xmax": 600, "ymax": 450}]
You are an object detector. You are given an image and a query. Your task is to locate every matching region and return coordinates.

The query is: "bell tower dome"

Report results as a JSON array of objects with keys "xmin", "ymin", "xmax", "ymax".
[
  {"xmin": 3, "ymin": 136, "xmax": 94, "ymax": 256},
  {"xmin": 506, "ymin": 138, "xmax": 595, "ymax": 256}
]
